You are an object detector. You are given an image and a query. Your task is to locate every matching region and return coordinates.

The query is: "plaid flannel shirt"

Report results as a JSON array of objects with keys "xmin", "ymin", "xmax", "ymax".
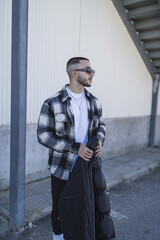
[{"xmin": 37, "ymin": 84, "xmax": 106, "ymax": 180}]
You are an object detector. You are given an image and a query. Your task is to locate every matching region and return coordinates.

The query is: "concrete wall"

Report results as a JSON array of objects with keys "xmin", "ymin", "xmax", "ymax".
[
  {"xmin": 0, "ymin": 126, "xmax": 10, "ymax": 190},
  {"xmin": 158, "ymin": 85, "xmax": 160, "ymax": 115},
  {"xmin": 0, "ymin": 115, "xmax": 154, "ymax": 190},
  {"xmin": 102, "ymin": 116, "xmax": 151, "ymax": 159},
  {"xmin": 0, "ymin": 125, "xmax": 49, "ymax": 190},
  {"xmin": 155, "ymin": 116, "xmax": 160, "ymax": 145}
]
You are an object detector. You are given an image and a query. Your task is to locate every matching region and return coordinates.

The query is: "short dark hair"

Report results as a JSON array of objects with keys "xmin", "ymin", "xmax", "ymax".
[
  {"xmin": 66, "ymin": 57, "xmax": 89, "ymax": 77},
  {"xmin": 67, "ymin": 57, "xmax": 89, "ymax": 67}
]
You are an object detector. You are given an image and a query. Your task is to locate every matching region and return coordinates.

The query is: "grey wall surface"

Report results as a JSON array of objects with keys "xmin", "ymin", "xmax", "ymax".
[
  {"xmin": 155, "ymin": 115, "xmax": 160, "ymax": 146},
  {"xmin": 101, "ymin": 116, "xmax": 151, "ymax": 159},
  {"xmin": 0, "ymin": 125, "xmax": 49, "ymax": 190},
  {"xmin": 0, "ymin": 126, "xmax": 10, "ymax": 190},
  {"xmin": 0, "ymin": 115, "xmax": 159, "ymax": 190}
]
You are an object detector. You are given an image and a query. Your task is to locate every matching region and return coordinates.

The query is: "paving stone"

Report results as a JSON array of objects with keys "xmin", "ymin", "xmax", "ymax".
[{"xmin": 0, "ymin": 147, "xmax": 160, "ymax": 236}]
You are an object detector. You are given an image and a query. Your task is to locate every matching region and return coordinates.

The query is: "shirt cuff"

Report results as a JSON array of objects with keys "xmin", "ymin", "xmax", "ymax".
[{"xmin": 70, "ymin": 142, "xmax": 81, "ymax": 154}]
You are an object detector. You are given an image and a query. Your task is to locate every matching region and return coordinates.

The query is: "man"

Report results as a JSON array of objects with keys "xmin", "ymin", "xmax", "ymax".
[{"xmin": 37, "ymin": 57, "xmax": 106, "ymax": 240}]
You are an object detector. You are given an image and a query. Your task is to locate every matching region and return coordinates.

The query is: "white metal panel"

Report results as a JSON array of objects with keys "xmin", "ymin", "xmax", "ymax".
[
  {"xmin": 27, "ymin": 0, "xmax": 81, "ymax": 123},
  {"xmin": 0, "ymin": 0, "xmax": 154, "ymax": 125},
  {"xmin": 79, "ymin": 0, "xmax": 152, "ymax": 118},
  {"xmin": 0, "ymin": 0, "xmax": 12, "ymax": 125}
]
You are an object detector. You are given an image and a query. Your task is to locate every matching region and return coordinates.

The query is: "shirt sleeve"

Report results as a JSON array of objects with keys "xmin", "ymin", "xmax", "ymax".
[
  {"xmin": 95, "ymin": 99, "xmax": 106, "ymax": 143},
  {"xmin": 37, "ymin": 101, "xmax": 80, "ymax": 154}
]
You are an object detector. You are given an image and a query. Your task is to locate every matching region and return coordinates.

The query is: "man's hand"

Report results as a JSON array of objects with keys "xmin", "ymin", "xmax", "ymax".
[
  {"xmin": 78, "ymin": 143, "xmax": 93, "ymax": 161},
  {"xmin": 95, "ymin": 140, "xmax": 102, "ymax": 158}
]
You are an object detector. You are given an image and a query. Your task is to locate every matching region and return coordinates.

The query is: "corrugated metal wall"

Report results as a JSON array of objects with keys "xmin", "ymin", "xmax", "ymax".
[
  {"xmin": 27, "ymin": 0, "xmax": 81, "ymax": 123},
  {"xmin": 0, "ymin": 0, "xmax": 12, "ymax": 125},
  {"xmin": 27, "ymin": 0, "xmax": 153, "ymax": 122},
  {"xmin": 0, "ymin": 0, "xmax": 154, "ymax": 125}
]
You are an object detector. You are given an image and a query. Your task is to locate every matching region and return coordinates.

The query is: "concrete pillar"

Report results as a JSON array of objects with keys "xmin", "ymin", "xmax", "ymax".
[
  {"xmin": 149, "ymin": 74, "xmax": 160, "ymax": 147},
  {"xmin": 10, "ymin": 0, "xmax": 28, "ymax": 230}
]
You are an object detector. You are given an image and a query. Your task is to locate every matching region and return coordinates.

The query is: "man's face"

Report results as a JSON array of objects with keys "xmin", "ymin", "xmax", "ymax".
[{"xmin": 76, "ymin": 60, "xmax": 95, "ymax": 87}]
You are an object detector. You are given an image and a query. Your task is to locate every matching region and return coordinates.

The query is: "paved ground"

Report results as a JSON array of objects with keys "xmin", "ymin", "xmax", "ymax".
[
  {"xmin": 110, "ymin": 167, "xmax": 160, "ymax": 240},
  {"xmin": 1, "ymin": 167, "xmax": 160, "ymax": 240},
  {"xmin": 0, "ymin": 147, "xmax": 160, "ymax": 237}
]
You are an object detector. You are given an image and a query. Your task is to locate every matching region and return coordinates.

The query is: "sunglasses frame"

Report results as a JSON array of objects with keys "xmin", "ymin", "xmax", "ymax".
[{"xmin": 74, "ymin": 67, "xmax": 95, "ymax": 74}]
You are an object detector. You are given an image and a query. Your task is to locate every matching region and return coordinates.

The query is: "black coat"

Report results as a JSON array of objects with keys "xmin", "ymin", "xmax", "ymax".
[{"xmin": 58, "ymin": 137, "xmax": 116, "ymax": 240}]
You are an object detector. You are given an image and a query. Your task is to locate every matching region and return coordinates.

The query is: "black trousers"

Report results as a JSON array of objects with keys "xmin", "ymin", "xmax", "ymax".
[{"xmin": 51, "ymin": 174, "xmax": 67, "ymax": 235}]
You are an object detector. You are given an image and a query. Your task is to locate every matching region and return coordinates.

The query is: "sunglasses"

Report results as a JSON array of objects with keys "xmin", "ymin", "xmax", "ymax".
[{"xmin": 74, "ymin": 67, "xmax": 95, "ymax": 74}]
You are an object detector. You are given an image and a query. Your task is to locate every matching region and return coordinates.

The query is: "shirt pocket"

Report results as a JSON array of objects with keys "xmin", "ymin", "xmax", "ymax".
[{"xmin": 55, "ymin": 113, "xmax": 70, "ymax": 137}]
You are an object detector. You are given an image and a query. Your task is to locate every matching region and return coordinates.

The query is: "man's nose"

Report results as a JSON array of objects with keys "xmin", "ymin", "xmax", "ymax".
[{"xmin": 91, "ymin": 72, "xmax": 94, "ymax": 76}]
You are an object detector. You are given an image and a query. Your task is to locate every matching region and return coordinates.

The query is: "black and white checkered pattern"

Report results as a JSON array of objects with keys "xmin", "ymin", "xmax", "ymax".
[{"xmin": 37, "ymin": 84, "xmax": 106, "ymax": 180}]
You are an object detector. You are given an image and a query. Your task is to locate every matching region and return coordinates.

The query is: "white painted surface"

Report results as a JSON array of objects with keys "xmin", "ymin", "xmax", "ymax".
[
  {"xmin": 80, "ymin": 0, "xmax": 153, "ymax": 118},
  {"xmin": 27, "ymin": 0, "xmax": 81, "ymax": 123},
  {"xmin": 0, "ymin": 0, "xmax": 12, "ymax": 125},
  {"xmin": 0, "ymin": 0, "xmax": 156, "ymax": 124}
]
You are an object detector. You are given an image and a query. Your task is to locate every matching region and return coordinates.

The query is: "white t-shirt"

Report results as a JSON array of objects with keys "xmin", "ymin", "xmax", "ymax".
[{"xmin": 66, "ymin": 87, "xmax": 88, "ymax": 170}]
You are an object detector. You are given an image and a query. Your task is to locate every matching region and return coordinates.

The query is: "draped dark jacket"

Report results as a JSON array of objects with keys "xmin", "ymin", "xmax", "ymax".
[{"xmin": 58, "ymin": 137, "xmax": 116, "ymax": 240}]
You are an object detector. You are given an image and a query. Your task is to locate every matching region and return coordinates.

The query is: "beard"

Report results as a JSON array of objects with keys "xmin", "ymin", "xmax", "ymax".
[{"xmin": 77, "ymin": 73, "xmax": 92, "ymax": 87}]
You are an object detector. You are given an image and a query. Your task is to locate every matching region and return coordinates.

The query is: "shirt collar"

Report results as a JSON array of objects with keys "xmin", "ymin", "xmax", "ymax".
[
  {"xmin": 61, "ymin": 84, "xmax": 92, "ymax": 102},
  {"xmin": 84, "ymin": 88, "xmax": 92, "ymax": 99},
  {"xmin": 61, "ymin": 84, "xmax": 70, "ymax": 102}
]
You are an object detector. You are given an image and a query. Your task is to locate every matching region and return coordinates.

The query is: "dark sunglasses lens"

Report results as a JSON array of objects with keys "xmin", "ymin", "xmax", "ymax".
[{"xmin": 87, "ymin": 68, "xmax": 95, "ymax": 74}]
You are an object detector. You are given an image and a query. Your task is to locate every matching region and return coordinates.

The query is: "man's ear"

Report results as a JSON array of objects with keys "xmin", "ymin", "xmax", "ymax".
[{"xmin": 71, "ymin": 70, "xmax": 77, "ymax": 78}]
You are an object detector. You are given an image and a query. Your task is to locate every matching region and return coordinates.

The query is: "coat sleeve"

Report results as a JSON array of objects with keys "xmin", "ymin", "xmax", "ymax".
[{"xmin": 37, "ymin": 101, "xmax": 80, "ymax": 154}]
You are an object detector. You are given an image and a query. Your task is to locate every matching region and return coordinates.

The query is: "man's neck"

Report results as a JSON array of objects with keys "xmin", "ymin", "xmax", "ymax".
[{"xmin": 68, "ymin": 83, "xmax": 84, "ymax": 94}]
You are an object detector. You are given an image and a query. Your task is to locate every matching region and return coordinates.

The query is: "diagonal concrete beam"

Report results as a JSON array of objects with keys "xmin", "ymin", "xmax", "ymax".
[{"xmin": 111, "ymin": 0, "xmax": 155, "ymax": 79}]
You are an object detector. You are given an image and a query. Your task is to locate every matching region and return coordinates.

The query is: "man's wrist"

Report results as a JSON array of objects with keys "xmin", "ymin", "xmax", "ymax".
[{"xmin": 97, "ymin": 136, "xmax": 104, "ymax": 146}]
